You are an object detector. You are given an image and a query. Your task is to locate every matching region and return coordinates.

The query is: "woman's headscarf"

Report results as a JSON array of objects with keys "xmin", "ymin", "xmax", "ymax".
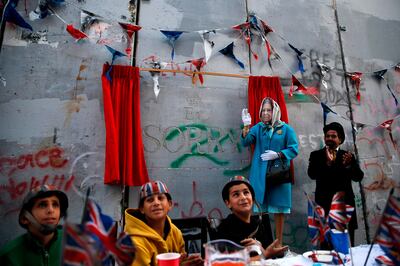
[
  {"xmin": 259, "ymin": 97, "xmax": 283, "ymax": 138},
  {"xmin": 259, "ymin": 97, "xmax": 282, "ymax": 126}
]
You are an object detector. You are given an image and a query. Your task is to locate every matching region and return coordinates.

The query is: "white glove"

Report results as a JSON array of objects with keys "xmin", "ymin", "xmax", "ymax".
[
  {"xmin": 242, "ymin": 108, "xmax": 252, "ymax": 126},
  {"xmin": 260, "ymin": 150, "xmax": 279, "ymax": 161}
]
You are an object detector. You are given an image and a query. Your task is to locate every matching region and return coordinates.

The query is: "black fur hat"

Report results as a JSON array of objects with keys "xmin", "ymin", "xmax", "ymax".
[{"xmin": 323, "ymin": 122, "xmax": 345, "ymax": 144}]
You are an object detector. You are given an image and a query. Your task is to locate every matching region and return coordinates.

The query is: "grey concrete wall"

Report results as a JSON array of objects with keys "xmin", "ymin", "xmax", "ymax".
[
  {"xmin": 1, "ymin": 0, "xmax": 399, "ymax": 253},
  {"xmin": 0, "ymin": 0, "xmax": 133, "ymax": 246}
]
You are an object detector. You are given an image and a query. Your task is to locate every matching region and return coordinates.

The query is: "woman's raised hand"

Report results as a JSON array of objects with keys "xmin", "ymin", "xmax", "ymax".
[
  {"xmin": 242, "ymin": 108, "xmax": 251, "ymax": 137},
  {"xmin": 242, "ymin": 108, "xmax": 252, "ymax": 126}
]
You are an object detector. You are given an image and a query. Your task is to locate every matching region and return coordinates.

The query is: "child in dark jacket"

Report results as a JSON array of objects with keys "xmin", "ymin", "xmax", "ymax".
[{"xmin": 0, "ymin": 185, "xmax": 69, "ymax": 266}]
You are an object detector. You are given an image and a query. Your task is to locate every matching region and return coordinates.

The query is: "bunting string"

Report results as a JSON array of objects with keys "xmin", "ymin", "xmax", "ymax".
[
  {"xmin": 4, "ymin": 0, "xmax": 400, "ymax": 145},
  {"xmin": 19, "ymin": 1, "xmax": 397, "ymax": 80}
]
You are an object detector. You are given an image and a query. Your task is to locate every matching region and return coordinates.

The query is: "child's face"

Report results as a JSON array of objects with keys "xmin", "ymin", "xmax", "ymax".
[
  {"xmin": 30, "ymin": 196, "xmax": 61, "ymax": 227},
  {"xmin": 225, "ymin": 183, "xmax": 253, "ymax": 215},
  {"xmin": 140, "ymin": 193, "xmax": 172, "ymax": 222}
]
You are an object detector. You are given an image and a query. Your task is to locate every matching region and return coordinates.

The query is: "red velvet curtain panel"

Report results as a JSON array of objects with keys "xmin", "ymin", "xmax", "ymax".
[
  {"xmin": 248, "ymin": 76, "xmax": 289, "ymax": 124},
  {"xmin": 101, "ymin": 64, "xmax": 149, "ymax": 186},
  {"xmin": 247, "ymin": 76, "xmax": 295, "ymax": 183}
]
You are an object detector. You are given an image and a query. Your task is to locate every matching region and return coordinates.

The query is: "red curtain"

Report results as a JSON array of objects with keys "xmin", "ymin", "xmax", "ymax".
[
  {"xmin": 101, "ymin": 64, "xmax": 149, "ymax": 186},
  {"xmin": 247, "ymin": 76, "xmax": 295, "ymax": 183},
  {"xmin": 248, "ymin": 76, "xmax": 288, "ymax": 124}
]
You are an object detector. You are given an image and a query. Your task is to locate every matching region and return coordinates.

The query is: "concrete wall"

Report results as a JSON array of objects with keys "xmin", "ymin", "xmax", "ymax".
[{"xmin": 1, "ymin": 0, "xmax": 399, "ymax": 252}]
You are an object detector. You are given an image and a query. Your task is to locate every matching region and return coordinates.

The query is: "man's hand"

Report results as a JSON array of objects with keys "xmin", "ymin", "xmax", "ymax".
[
  {"xmin": 180, "ymin": 253, "xmax": 203, "ymax": 266},
  {"xmin": 264, "ymin": 239, "xmax": 288, "ymax": 259},
  {"xmin": 342, "ymin": 151, "xmax": 353, "ymax": 166},
  {"xmin": 261, "ymin": 150, "xmax": 279, "ymax": 161}
]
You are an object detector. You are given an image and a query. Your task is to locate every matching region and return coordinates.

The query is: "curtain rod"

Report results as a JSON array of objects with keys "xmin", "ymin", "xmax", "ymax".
[{"xmin": 138, "ymin": 67, "xmax": 250, "ymax": 79}]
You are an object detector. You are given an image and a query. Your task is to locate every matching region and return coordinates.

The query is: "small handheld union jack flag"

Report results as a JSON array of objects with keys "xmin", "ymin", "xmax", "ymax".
[
  {"xmin": 306, "ymin": 193, "xmax": 330, "ymax": 248},
  {"xmin": 63, "ymin": 199, "xmax": 136, "ymax": 266},
  {"xmin": 328, "ymin": 192, "xmax": 354, "ymax": 231},
  {"xmin": 375, "ymin": 254, "xmax": 395, "ymax": 266},
  {"xmin": 375, "ymin": 190, "xmax": 400, "ymax": 265}
]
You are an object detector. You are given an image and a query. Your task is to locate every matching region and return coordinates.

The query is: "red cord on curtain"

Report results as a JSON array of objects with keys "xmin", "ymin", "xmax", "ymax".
[
  {"xmin": 101, "ymin": 64, "xmax": 149, "ymax": 186},
  {"xmin": 247, "ymin": 76, "xmax": 295, "ymax": 183}
]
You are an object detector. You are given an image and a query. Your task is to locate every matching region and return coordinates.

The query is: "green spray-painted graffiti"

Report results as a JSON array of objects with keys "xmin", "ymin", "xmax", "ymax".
[{"xmin": 165, "ymin": 123, "xmax": 250, "ymax": 175}]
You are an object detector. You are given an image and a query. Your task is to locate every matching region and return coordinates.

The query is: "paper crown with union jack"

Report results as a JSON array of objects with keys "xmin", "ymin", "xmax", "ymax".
[{"xmin": 139, "ymin": 181, "xmax": 172, "ymax": 206}]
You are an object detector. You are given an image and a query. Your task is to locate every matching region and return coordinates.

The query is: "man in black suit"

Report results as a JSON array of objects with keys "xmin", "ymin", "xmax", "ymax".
[{"xmin": 308, "ymin": 122, "xmax": 364, "ymax": 247}]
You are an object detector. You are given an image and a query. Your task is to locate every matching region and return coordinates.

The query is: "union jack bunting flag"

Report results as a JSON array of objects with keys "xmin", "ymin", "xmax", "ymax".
[
  {"xmin": 307, "ymin": 195, "xmax": 330, "ymax": 247},
  {"xmin": 328, "ymin": 192, "xmax": 354, "ymax": 231},
  {"xmin": 375, "ymin": 191, "xmax": 400, "ymax": 265},
  {"xmin": 63, "ymin": 199, "xmax": 135, "ymax": 266}
]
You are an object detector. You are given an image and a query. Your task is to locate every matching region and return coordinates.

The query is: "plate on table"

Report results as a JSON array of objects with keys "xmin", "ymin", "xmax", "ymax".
[{"xmin": 303, "ymin": 250, "xmax": 333, "ymax": 263}]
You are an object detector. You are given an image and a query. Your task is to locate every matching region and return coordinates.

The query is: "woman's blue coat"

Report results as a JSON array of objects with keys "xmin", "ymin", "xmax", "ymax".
[{"xmin": 241, "ymin": 122, "xmax": 298, "ymax": 209}]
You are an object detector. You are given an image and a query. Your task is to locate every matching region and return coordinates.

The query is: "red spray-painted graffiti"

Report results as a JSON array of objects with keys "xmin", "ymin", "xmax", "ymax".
[
  {"xmin": 0, "ymin": 147, "xmax": 68, "ymax": 177},
  {"xmin": 0, "ymin": 147, "xmax": 74, "ymax": 214},
  {"xmin": 173, "ymin": 181, "xmax": 223, "ymax": 219}
]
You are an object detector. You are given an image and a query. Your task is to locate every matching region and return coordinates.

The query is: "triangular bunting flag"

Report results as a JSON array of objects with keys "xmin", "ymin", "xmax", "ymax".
[
  {"xmin": 29, "ymin": 0, "xmax": 52, "ymax": 20},
  {"xmin": 104, "ymin": 45, "xmax": 127, "ymax": 81},
  {"xmin": 386, "ymin": 84, "xmax": 398, "ymax": 106},
  {"xmin": 317, "ymin": 61, "xmax": 332, "ymax": 89},
  {"xmin": 160, "ymin": 30, "xmax": 184, "ymax": 60},
  {"xmin": 118, "ymin": 22, "xmax": 142, "ymax": 38},
  {"xmin": 152, "ymin": 74, "xmax": 160, "ymax": 99},
  {"xmin": 4, "ymin": 2, "xmax": 33, "ymax": 31},
  {"xmin": 258, "ymin": 17, "xmax": 274, "ymax": 67},
  {"xmin": 373, "ymin": 69, "xmax": 388, "ymax": 80},
  {"xmin": 288, "ymin": 43, "xmax": 305, "ymax": 73},
  {"xmin": 379, "ymin": 119, "xmax": 396, "ymax": 148},
  {"xmin": 321, "ymin": 102, "xmax": 337, "ymax": 125},
  {"xmin": 353, "ymin": 122, "xmax": 366, "ymax": 135},
  {"xmin": 232, "ymin": 22, "xmax": 258, "ymax": 60},
  {"xmin": 372, "ymin": 69, "xmax": 398, "ymax": 105},
  {"xmin": 198, "ymin": 30, "xmax": 215, "ymax": 63},
  {"xmin": 347, "ymin": 72, "xmax": 363, "ymax": 102},
  {"xmin": 187, "ymin": 58, "xmax": 206, "ymax": 85},
  {"xmin": 147, "ymin": 61, "xmax": 164, "ymax": 99},
  {"xmin": 80, "ymin": 10, "xmax": 102, "ymax": 32},
  {"xmin": 219, "ymin": 42, "xmax": 244, "ymax": 69},
  {"xmin": 105, "ymin": 45, "xmax": 127, "ymax": 63},
  {"xmin": 119, "ymin": 22, "xmax": 141, "ymax": 55},
  {"xmin": 380, "ymin": 119, "xmax": 394, "ymax": 131},
  {"xmin": 260, "ymin": 18, "xmax": 274, "ymax": 35},
  {"xmin": 66, "ymin": 24, "xmax": 88, "ymax": 40},
  {"xmin": 290, "ymin": 75, "xmax": 307, "ymax": 96}
]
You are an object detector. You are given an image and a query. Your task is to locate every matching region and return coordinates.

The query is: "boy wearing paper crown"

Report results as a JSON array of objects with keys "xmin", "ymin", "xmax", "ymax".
[
  {"xmin": 0, "ymin": 185, "xmax": 69, "ymax": 266},
  {"xmin": 124, "ymin": 180, "xmax": 203, "ymax": 266},
  {"xmin": 214, "ymin": 176, "xmax": 288, "ymax": 259}
]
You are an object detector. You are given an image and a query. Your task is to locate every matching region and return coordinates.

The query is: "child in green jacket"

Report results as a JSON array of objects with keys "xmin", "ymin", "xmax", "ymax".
[{"xmin": 0, "ymin": 185, "xmax": 68, "ymax": 266}]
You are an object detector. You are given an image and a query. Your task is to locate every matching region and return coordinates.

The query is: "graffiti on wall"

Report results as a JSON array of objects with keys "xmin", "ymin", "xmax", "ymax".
[
  {"xmin": 173, "ymin": 181, "xmax": 223, "ymax": 219},
  {"xmin": 0, "ymin": 146, "xmax": 75, "ymax": 215},
  {"xmin": 143, "ymin": 123, "xmax": 250, "ymax": 175},
  {"xmin": 297, "ymin": 133, "xmax": 324, "ymax": 150},
  {"xmin": 283, "ymin": 48, "xmax": 363, "ymax": 109}
]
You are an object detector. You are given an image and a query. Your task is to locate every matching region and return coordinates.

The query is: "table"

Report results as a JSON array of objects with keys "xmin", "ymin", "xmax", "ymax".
[{"xmin": 257, "ymin": 244, "xmax": 385, "ymax": 266}]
